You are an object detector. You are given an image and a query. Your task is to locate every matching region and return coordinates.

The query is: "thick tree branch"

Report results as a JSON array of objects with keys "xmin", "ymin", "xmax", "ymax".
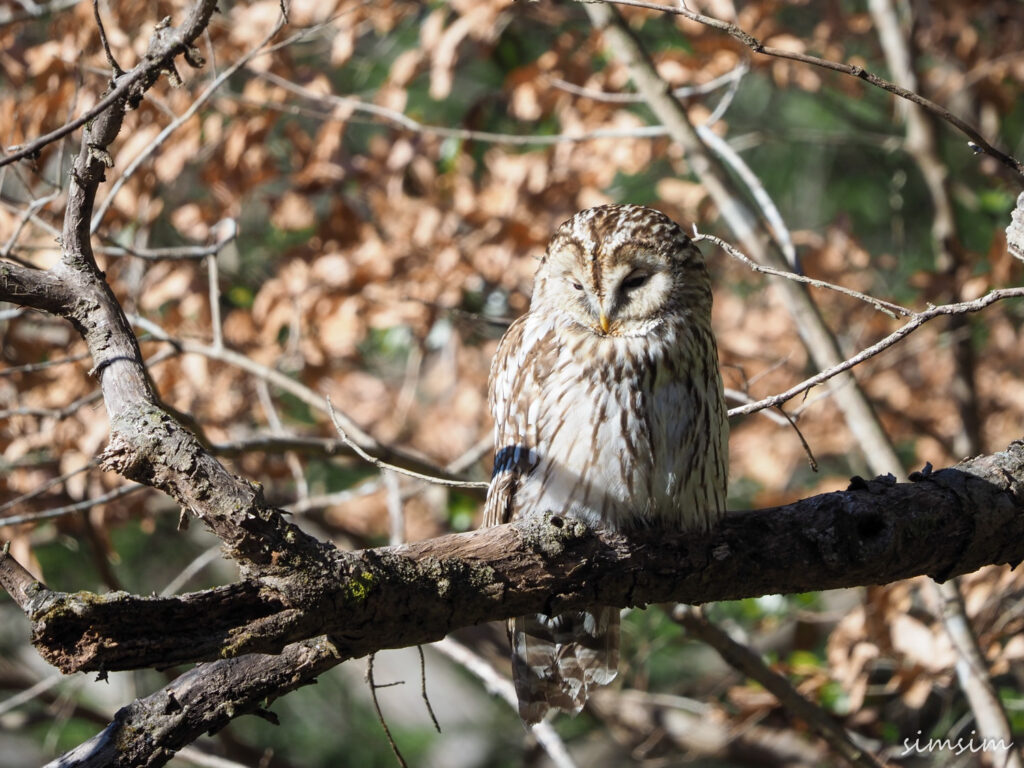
[
  {"xmin": 13, "ymin": 443, "xmax": 1022, "ymax": 768},
  {"xmin": 4, "ymin": 441, "xmax": 1023, "ymax": 675},
  {"xmin": 45, "ymin": 638, "xmax": 339, "ymax": 768},
  {"xmin": 0, "ymin": 2, "xmax": 337, "ymax": 587}
]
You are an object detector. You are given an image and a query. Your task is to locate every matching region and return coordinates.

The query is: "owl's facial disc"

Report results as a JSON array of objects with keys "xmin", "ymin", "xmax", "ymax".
[{"xmin": 561, "ymin": 258, "xmax": 667, "ymax": 337}]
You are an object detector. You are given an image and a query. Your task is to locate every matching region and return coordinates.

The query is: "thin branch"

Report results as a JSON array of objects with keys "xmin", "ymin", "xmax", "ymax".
[
  {"xmin": 366, "ymin": 654, "xmax": 410, "ymax": 768},
  {"xmin": 127, "ymin": 315, "xmax": 487, "ymax": 490},
  {"xmin": 0, "ymin": 350, "xmax": 91, "ymax": 376},
  {"xmin": 728, "ymin": 287, "xmax": 1024, "ymax": 418},
  {"xmin": 722, "ymin": 388, "xmax": 789, "ymax": 426},
  {"xmin": 0, "ymin": 389, "xmax": 103, "ymax": 420},
  {"xmin": 0, "ymin": 16, "xmax": 205, "ymax": 170},
  {"xmin": 775, "ymin": 405, "xmax": 819, "ymax": 473},
  {"xmin": 0, "ymin": 484, "xmax": 145, "ymax": 527},
  {"xmin": 0, "ymin": 672, "xmax": 65, "ymax": 718},
  {"xmin": 563, "ymin": 54, "xmax": 795, "ymax": 269},
  {"xmin": 444, "ymin": 434, "xmax": 492, "ymax": 476},
  {"xmin": 89, "ymin": 12, "xmax": 287, "ymax": 232},
  {"xmin": 416, "ymin": 646, "xmax": 441, "ymax": 734},
  {"xmin": 255, "ymin": 70, "xmax": 669, "ymax": 145},
  {"xmin": 95, "ymin": 237, "xmax": 234, "ymax": 261},
  {"xmin": 284, "ymin": 479, "xmax": 381, "ymax": 515},
  {"xmin": 326, "ymin": 396, "xmax": 489, "ymax": 490},
  {"xmin": 383, "ymin": 470, "xmax": 405, "ymax": 546},
  {"xmin": 92, "ymin": 0, "xmax": 124, "ymax": 77},
  {"xmin": 547, "ymin": 61, "xmax": 747, "ymax": 103},
  {"xmin": 255, "ymin": 379, "xmax": 308, "ymax": 501},
  {"xmin": 671, "ymin": 605, "xmax": 885, "ymax": 768},
  {"xmin": 0, "ymin": 189, "xmax": 61, "ymax": 260},
  {"xmin": 931, "ymin": 579, "xmax": 1023, "ymax": 768},
  {"xmin": 693, "ymin": 131, "xmax": 798, "ymax": 270},
  {"xmin": 174, "ymin": 747, "xmax": 252, "ymax": 768},
  {"xmin": 0, "ymin": 457, "xmax": 99, "ymax": 515},
  {"xmin": 206, "ymin": 224, "xmax": 228, "ymax": 350},
  {"xmin": 209, "ymin": 434, "xmax": 362, "ymax": 457},
  {"xmin": 430, "ymin": 638, "xmax": 577, "ymax": 768},
  {"xmin": 160, "ymin": 545, "xmax": 226, "ymax": 597},
  {"xmin": 0, "ymin": 345, "xmax": 176, "ymax": 421},
  {"xmin": 584, "ymin": 0, "xmax": 1023, "ymax": 176},
  {"xmin": 694, "ymin": 231, "xmax": 911, "ymax": 317}
]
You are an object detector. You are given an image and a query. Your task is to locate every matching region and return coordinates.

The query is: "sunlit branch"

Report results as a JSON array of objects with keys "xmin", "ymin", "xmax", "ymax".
[{"xmin": 583, "ymin": 0, "xmax": 1023, "ymax": 176}]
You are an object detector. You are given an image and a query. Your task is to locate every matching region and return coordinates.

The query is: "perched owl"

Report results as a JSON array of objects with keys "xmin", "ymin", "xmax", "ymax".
[{"xmin": 484, "ymin": 204, "xmax": 729, "ymax": 724}]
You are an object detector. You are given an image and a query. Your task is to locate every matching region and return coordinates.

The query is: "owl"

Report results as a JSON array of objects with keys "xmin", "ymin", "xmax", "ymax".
[{"xmin": 484, "ymin": 204, "xmax": 729, "ymax": 724}]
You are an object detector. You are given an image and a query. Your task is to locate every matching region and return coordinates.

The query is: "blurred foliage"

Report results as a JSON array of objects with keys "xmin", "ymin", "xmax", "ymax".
[{"xmin": 1, "ymin": 0, "xmax": 1023, "ymax": 765}]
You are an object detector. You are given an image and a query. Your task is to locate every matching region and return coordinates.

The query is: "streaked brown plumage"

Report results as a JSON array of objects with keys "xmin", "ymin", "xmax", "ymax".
[{"xmin": 484, "ymin": 204, "xmax": 729, "ymax": 723}]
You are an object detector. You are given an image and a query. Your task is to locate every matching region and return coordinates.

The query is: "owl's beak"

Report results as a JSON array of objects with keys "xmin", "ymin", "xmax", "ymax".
[{"xmin": 599, "ymin": 312, "xmax": 610, "ymax": 334}]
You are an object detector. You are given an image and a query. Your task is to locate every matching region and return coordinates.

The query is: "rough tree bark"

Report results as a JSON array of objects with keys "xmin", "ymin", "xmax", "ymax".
[{"xmin": 0, "ymin": 444, "xmax": 1023, "ymax": 678}]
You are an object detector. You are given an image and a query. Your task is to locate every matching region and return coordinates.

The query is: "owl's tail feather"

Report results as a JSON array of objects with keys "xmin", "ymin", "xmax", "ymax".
[{"xmin": 511, "ymin": 607, "xmax": 620, "ymax": 724}]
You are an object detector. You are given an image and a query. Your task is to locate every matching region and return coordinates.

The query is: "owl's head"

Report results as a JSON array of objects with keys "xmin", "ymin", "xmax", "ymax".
[{"xmin": 533, "ymin": 204, "xmax": 711, "ymax": 338}]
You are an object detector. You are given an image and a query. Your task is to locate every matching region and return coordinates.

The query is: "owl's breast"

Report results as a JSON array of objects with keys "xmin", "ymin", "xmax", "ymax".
[{"xmin": 511, "ymin": 329, "xmax": 721, "ymax": 531}]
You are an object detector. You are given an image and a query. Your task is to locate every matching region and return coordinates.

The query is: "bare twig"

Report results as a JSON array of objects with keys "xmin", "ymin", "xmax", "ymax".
[
  {"xmin": 160, "ymin": 544, "xmax": 225, "ymax": 596},
  {"xmin": 0, "ymin": 390, "xmax": 103, "ymax": 420},
  {"xmin": 729, "ymin": 287, "xmax": 1024, "ymax": 418},
  {"xmin": 383, "ymin": 470, "xmax": 405, "ymax": 546},
  {"xmin": 0, "ymin": 345, "xmax": 178, "ymax": 420},
  {"xmin": 1, "ymin": 29, "xmax": 199, "ymax": 169},
  {"xmin": 127, "ymin": 314, "xmax": 485, "ymax": 489},
  {"xmin": 694, "ymin": 129, "xmax": 798, "ymax": 269},
  {"xmin": 205, "ymin": 223, "xmax": 232, "ymax": 351},
  {"xmin": 444, "ymin": 434, "xmax": 492, "ymax": 476},
  {"xmin": 92, "ymin": 0, "xmax": 124, "ymax": 77},
  {"xmin": 547, "ymin": 61, "xmax": 747, "ymax": 103},
  {"xmin": 671, "ymin": 605, "xmax": 886, "ymax": 768},
  {"xmin": 255, "ymin": 380, "xmax": 308, "ymax": 502},
  {"xmin": 174, "ymin": 747, "xmax": 252, "ymax": 768},
  {"xmin": 90, "ymin": 15, "xmax": 287, "ymax": 232},
  {"xmin": 0, "ymin": 458, "xmax": 99, "ymax": 515},
  {"xmin": 723, "ymin": 388, "xmax": 788, "ymax": 426},
  {"xmin": 284, "ymin": 478, "xmax": 381, "ymax": 515},
  {"xmin": 584, "ymin": 0, "xmax": 1023, "ymax": 176},
  {"xmin": 0, "ymin": 484, "xmax": 144, "ymax": 527},
  {"xmin": 326, "ymin": 396, "xmax": 489, "ymax": 490},
  {"xmin": 0, "ymin": 350, "xmax": 90, "ymax": 376},
  {"xmin": 209, "ymin": 434, "xmax": 360, "ymax": 457},
  {"xmin": 430, "ymin": 638, "xmax": 578, "ymax": 768},
  {"xmin": 1, "ymin": 189, "xmax": 60, "ymax": 260},
  {"xmin": 931, "ymin": 579, "xmax": 1023, "ymax": 768},
  {"xmin": 0, "ymin": 672, "xmax": 65, "ymax": 718},
  {"xmin": 96, "ymin": 238, "xmax": 235, "ymax": 261},
  {"xmin": 366, "ymin": 654, "xmax": 409, "ymax": 768},
  {"xmin": 695, "ymin": 231, "xmax": 912, "ymax": 317},
  {"xmin": 256, "ymin": 70, "xmax": 669, "ymax": 144},
  {"xmin": 775, "ymin": 406, "xmax": 819, "ymax": 472},
  {"xmin": 416, "ymin": 646, "xmax": 441, "ymax": 734}
]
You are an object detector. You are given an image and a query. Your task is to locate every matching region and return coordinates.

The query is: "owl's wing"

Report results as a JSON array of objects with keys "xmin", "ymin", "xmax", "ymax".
[{"xmin": 484, "ymin": 314, "xmax": 540, "ymax": 527}]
